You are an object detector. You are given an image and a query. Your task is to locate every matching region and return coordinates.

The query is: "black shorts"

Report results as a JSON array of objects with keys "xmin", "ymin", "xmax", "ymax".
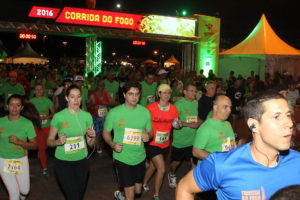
[
  {"xmin": 146, "ymin": 145, "xmax": 168, "ymax": 160},
  {"xmin": 171, "ymin": 146, "xmax": 193, "ymax": 162},
  {"xmin": 114, "ymin": 159, "xmax": 145, "ymax": 188}
]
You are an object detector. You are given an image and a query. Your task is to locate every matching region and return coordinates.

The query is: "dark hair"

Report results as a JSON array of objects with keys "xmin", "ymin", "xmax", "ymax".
[
  {"xmin": 146, "ymin": 69, "xmax": 156, "ymax": 77},
  {"xmin": 21, "ymin": 102, "xmax": 41, "ymax": 128},
  {"xmin": 65, "ymin": 85, "xmax": 81, "ymax": 97},
  {"xmin": 270, "ymin": 185, "xmax": 300, "ymax": 200},
  {"xmin": 34, "ymin": 83, "xmax": 44, "ymax": 89},
  {"xmin": 204, "ymin": 80, "xmax": 216, "ymax": 87},
  {"xmin": 63, "ymin": 79, "xmax": 73, "ymax": 86},
  {"xmin": 7, "ymin": 94, "xmax": 24, "ymax": 105},
  {"xmin": 123, "ymin": 82, "xmax": 141, "ymax": 94},
  {"xmin": 171, "ymin": 80, "xmax": 178, "ymax": 88},
  {"xmin": 183, "ymin": 82, "xmax": 196, "ymax": 91},
  {"xmin": 244, "ymin": 90, "xmax": 286, "ymax": 122}
]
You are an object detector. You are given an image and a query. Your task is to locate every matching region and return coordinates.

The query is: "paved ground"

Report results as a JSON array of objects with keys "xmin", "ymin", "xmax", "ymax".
[{"xmin": 1, "ymin": 118, "xmax": 300, "ymax": 200}]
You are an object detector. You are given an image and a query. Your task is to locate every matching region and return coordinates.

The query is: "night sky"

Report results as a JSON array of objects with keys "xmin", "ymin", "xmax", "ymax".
[{"xmin": 0, "ymin": 0, "xmax": 299, "ymax": 61}]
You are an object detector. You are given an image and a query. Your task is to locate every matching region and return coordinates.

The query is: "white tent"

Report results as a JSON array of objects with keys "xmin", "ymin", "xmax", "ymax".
[
  {"xmin": 218, "ymin": 14, "xmax": 300, "ymax": 80},
  {"xmin": 11, "ymin": 43, "xmax": 48, "ymax": 64}
]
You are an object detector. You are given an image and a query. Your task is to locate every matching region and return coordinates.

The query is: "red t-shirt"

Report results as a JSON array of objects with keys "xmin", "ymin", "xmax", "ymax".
[
  {"xmin": 147, "ymin": 102, "xmax": 179, "ymax": 148},
  {"xmin": 90, "ymin": 90, "xmax": 109, "ymax": 117}
]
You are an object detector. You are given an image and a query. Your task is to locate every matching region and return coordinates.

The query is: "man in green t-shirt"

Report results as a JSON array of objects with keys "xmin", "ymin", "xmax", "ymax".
[
  {"xmin": 140, "ymin": 71, "xmax": 157, "ymax": 107},
  {"xmin": 104, "ymin": 71, "xmax": 119, "ymax": 103},
  {"xmin": 103, "ymin": 82, "xmax": 153, "ymax": 200},
  {"xmin": 168, "ymin": 83, "xmax": 201, "ymax": 188},
  {"xmin": 0, "ymin": 71, "xmax": 25, "ymax": 112},
  {"xmin": 193, "ymin": 95, "xmax": 236, "ymax": 164}
]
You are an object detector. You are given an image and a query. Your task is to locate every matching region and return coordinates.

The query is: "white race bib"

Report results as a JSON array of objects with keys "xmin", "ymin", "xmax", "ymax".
[
  {"xmin": 222, "ymin": 137, "xmax": 236, "ymax": 152},
  {"xmin": 186, "ymin": 116, "xmax": 197, "ymax": 123},
  {"xmin": 4, "ymin": 160, "xmax": 23, "ymax": 174},
  {"xmin": 97, "ymin": 106, "xmax": 108, "ymax": 118},
  {"xmin": 40, "ymin": 114, "xmax": 48, "ymax": 125},
  {"xmin": 64, "ymin": 136, "xmax": 85, "ymax": 154},
  {"xmin": 155, "ymin": 131, "xmax": 169, "ymax": 144},
  {"xmin": 123, "ymin": 128, "xmax": 142, "ymax": 145}
]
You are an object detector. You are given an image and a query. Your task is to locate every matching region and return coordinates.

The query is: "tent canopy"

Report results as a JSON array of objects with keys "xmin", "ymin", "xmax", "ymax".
[
  {"xmin": 143, "ymin": 59, "xmax": 157, "ymax": 64},
  {"xmin": 219, "ymin": 14, "xmax": 300, "ymax": 80},
  {"xmin": 11, "ymin": 42, "xmax": 48, "ymax": 64},
  {"xmin": 220, "ymin": 14, "xmax": 300, "ymax": 56},
  {"xmin": 164, "ymin": 55, "xmax": 180, "ymax": 64},
  {"xmin": 13, "ymin": 42, "xmax": 43, "ymax": 58}
]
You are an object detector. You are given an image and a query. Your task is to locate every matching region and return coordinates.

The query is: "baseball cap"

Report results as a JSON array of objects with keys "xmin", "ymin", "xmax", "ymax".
[
  {"xmin": 158, "ymin": 84, "xmax": 171, "ymax": 93},
  {"xmin": 74, "ymin": 75, "xmax": 84, "ymax": 82},
  {"xmin": 9, "ymin": 71, "xmax": 18, "ymax": 78},
  {"xmin": 158, "ymin": 69, "xmax": 168, "ymax": 75}
]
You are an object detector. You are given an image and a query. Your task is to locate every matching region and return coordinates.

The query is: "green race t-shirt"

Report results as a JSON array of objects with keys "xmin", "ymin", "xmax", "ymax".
[
  {"xmin": 51, "ymin": 109, "xmax": 93, "ymax": 161},
  {"xmin": 140, "ymin": 81, "xmax": 157, "ymax": 107},
  {"xmin": 0, "ymin": 116, "xmax": 36, "ymax": 159},
  {"xmin": 104, "ymin": 79, "xmax": 119, "ymax": 98},
  {"xmin": 0, "ymin": 82, "xmax": 25, "ymax": 109},
  {"xmin": 30, "ymin": 97, "xmax": 54, "ymax": 128},
  {"xmin": 171, "ymin": 88, "xmax": 180, "ymax": 103},
  {"xmin": 194, "ymin": 118, "xmax": 236, "ymax": 163},
  {"xmin": 172, "ymin": 98, "xmax": 198, "ymax": 148},
  {"xmin": 104, "ymin": 104, "xmax": 152, "ymax": 165}
]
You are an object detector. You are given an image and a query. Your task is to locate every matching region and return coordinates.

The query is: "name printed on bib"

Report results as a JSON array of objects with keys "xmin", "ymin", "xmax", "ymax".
[
  {"xmin": 155, "ymin": 131, "xmax": 169, "ymax": 144},
  {"xmin": 123, "ymin": 128, "xmax": 142, "ymax": 145},
  {"xmin": 98, "ymin": 106, "xmax": 108, "ymax": 118},
  {"xmin": 64, "ymin": 136, "xmax": 85, "ymax": 154},
  {"xmin": 186, "ymin": 116, "xmax": 197, "ymax": 123},
  {"xmin": 4, "ymin": 160, "xmax": 23, "ymax": 174},
  {"xmin": 222, "ymin": 137, "xmax": 236, "ymax": 152}
]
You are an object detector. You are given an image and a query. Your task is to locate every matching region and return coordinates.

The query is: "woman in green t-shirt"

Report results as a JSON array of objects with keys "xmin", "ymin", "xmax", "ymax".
[
  {"xmin": 47, "ymin": 85, "xmax": 96, "ymax": 200},
  {"xmin": 0, "ymin": 94, "xmax": 37, "ymax": 200}
]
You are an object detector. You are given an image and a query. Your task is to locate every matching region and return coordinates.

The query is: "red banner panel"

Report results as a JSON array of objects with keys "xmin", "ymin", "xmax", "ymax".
[
  {"xmin": 56, "ymin": 7, "xmax": 143, "ymax": 30},
  {"xmin": 28, "ymin": 6, "xmax": 60, "ymax": 19}
]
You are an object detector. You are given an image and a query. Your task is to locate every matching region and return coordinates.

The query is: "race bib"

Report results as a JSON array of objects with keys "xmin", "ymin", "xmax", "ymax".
[
  {"xmin": 97, "ymin": 106, "xmax": 108, "ymax": 118},
  {"xmin": 155, "ymin": 131, "xmax": 169, "ymax": 144},
  {"xmin": 4, "ymin": 160, "xmax": 23, "ymax": 174},
  {"xmin": 123, "ymin": 128, "xmax": 142, "ymax": 145},
  {"xmin": 64, "ymin": 136, "xmax": 85, "ymax": 154},
  {"xmin": 186, "ymin": 116, "xmax": 197, "ymax": 123},
  {"xmin": 222, "ymin": 137, "xmax": 236, "ymax": 152},
  {"xmin": 48, "ymin": 89, "xmax": 54, "ymax": 96},
  {"xmin": 147, "ymin": 95, "xmax": 155, "ymax": 104},
  {"xmin": 40, "ymin": 115, "xmax": 48, "ymax": 125}
]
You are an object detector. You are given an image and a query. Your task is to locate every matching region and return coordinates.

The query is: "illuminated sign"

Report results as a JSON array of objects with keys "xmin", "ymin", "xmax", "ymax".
[
  {"xmin": 28, "ymin": 6, "xmax": 60, "ymax": 19},
  {"xmin": 19, "ymin": 33, "xmax": 37, "ymax": 39},
  {"xmin": 139, "ymin": 15, "xmax": 196, "ymax": 37},
  {"xmin": 29, "ymin": 6, "xmax": 196, "ymax": 37},
  {"xmin": 132, "ymin": 40, "xmax": 146, "ymax": 46},
  {"xmin": 56, "ymin": 7, "xmax": 144, "ymax": 30}
]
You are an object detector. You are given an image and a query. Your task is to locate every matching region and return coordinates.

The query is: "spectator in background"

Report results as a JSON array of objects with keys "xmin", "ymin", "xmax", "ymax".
[
  {"xmin": 198, "ymin": 80, "xmax": 216, "ymax": 124},
  {"xmin": 0, "ymin": 71, "xmax": 25, "ymax": 114},
  {"xmin": 226, "ymin": 78, "xmax": 245, "ymax": 132}
]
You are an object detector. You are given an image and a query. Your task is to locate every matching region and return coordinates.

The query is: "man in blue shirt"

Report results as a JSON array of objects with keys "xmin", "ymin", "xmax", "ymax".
[{"xmin": 176, "ymin": 90, "xmax": 300, "ymax": 200}]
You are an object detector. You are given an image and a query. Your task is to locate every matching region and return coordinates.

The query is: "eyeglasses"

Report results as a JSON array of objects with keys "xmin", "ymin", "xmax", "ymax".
[{"xmin": 127, "ymin": 92, "xmax": 140, "ymax": 97}]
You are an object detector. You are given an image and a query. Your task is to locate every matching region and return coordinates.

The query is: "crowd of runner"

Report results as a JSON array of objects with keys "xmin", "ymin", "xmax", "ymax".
[{"xmin": 0, "ymin": 62, "xmax": 300, "ymax": 200}]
